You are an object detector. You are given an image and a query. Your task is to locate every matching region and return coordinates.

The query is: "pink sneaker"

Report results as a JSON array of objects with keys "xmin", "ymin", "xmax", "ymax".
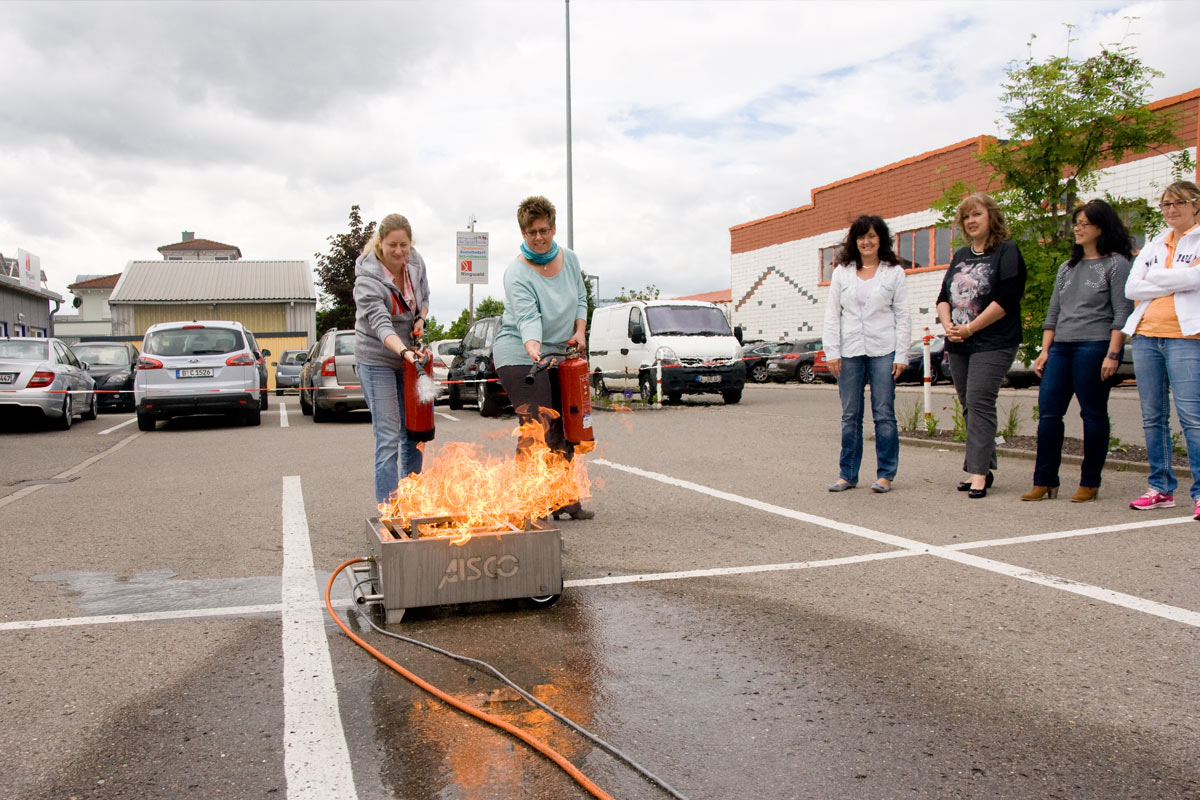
[
  {"xmin": 1194, "ymin": 500, "xmax": 1200, "ymax": 521},
  {"xmin": 1129, "ymin": 490, "xmax": 1175, "ymax": 510}
]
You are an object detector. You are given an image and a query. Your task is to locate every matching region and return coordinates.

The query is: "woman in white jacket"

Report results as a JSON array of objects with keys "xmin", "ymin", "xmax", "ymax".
[
  {"xmin": 1123, "ymin": 180, "xmax": 1200, "ymax": 516},
  {"xmin": 822, "ymin": 215, "xmax": 910, "ymax": 493}
]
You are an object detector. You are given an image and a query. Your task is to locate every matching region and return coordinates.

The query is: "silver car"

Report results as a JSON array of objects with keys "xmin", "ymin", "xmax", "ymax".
[
  {"xmin": 0, "ymin": 337, "xmax": 97, "ymax": 429},
  {"xmin": 298, "ymin": 329, "xmax": 366, "ymax": 422},
  {"xmin": 134, "ymin": 320, "xmax": 270, "ymax": 430},
  {"xmin": 272, "ymin": 349, "xmax": 308, "ymax": 395},
  {"xmin": 430, "ymin": 338, "xmax": 461, "ymax": 402}
]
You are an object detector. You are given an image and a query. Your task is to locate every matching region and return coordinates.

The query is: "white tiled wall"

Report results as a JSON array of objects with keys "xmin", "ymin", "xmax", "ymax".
[{"xmin": 731, "ymin": 149, "xmax": 1197, "ymax": 344}]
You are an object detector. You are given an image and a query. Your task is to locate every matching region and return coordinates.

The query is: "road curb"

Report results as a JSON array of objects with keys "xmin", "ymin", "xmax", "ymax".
[{"xmin": 896, "ymin": 434, "xmax": 1191, "ymax": 478}]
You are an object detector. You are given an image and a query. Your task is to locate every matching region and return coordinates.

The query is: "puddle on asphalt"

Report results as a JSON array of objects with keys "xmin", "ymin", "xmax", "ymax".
[{"xmin": 30, "ymin": 569, "xmax": 354, "ymax": 617}]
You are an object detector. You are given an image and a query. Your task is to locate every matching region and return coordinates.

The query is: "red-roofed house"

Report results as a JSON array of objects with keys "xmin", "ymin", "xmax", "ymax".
[
  {"xmin": 157, "ymin": 231, "xmax": 242, "ymax": 261},
  {"xmin": 55, "ymin": 272, "xmax": 123, "ymax": 340}
]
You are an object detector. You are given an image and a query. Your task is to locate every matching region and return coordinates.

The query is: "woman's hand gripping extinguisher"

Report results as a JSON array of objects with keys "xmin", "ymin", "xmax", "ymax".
[
  {"xmin": 525, "ymin": 341, "xmax": 594, "ymax": 450},
  {"xmin": 402, "ymin": 349, "xmax": 436, "ymax": 442}
]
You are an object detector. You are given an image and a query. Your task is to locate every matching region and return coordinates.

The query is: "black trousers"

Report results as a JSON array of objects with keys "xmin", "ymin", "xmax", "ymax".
[{"xmin": 496, "ymin": 364, "xmax": 573, "ymax": 463}]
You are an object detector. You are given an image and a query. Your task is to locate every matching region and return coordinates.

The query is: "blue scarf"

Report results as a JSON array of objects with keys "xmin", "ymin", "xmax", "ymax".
[{"xmin": 520, "ymin": 241, "xmax": 559, "ymax": 265}]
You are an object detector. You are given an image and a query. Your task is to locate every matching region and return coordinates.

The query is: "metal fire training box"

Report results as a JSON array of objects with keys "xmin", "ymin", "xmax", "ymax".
[{"xmin": 364, "ymin": 516, "xmax": 563, "ymax": 623}]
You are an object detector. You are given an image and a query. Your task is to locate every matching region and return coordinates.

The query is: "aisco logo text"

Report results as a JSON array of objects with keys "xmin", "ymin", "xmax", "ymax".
[{"xmin": 438, "ymin": 554, "xmax": 520, "ymax": 590}]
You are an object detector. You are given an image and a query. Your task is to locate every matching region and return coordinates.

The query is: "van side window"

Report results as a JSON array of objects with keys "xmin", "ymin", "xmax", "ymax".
[{"xmin": 628, "ymin": 307, "xmax": 643, "ymax": 337}]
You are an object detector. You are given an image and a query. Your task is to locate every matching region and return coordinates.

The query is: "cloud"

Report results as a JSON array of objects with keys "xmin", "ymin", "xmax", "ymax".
[{"xmin": 0, "ymin": 0, "xmax": 1194, "ymax": 326}]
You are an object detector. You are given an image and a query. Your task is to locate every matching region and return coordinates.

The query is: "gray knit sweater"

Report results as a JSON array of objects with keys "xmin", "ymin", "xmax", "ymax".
[
  {"xmin": 352, "ymin": 248, "xmax": 430, "ymax": 369},
  {"xmin": 1043, "ymin": 254, "xmax": 1132, "ymax": 342}
]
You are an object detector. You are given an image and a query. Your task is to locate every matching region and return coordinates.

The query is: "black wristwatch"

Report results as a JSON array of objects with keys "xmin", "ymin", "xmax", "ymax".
[{"xmin": 1105, "ymin": 352, "xmax": 1120, "ymax": 361}]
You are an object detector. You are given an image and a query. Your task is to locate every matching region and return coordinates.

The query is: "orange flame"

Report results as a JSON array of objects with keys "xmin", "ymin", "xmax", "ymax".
[{"xmin": 380, "ymin": 416, "xmax": 590, "ymax": 542}]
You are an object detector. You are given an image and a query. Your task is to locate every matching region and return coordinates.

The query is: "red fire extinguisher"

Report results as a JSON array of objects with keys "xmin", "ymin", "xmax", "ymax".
[
  {"xmin": 403, "ymin": 353, "xmax": 436, "ymax": 442},
  {"xmin": 557, "ymin": 344, "xmax": 593, "ymax": 448}
]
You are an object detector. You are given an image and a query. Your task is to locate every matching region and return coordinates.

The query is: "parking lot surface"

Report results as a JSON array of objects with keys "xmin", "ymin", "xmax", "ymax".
[{"xmin": 0, "ymin": 383, "xmax": 1197, "ymax": 799}]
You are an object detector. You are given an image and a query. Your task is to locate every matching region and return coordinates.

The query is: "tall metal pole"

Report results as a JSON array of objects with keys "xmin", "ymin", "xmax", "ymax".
[
  {"xmin": 564, "ymin": 0, "xmax": 574, "ymax": 250},
  {"xmin": 468, "ymin": 214, "xmax": 475, "ymax": 320}
]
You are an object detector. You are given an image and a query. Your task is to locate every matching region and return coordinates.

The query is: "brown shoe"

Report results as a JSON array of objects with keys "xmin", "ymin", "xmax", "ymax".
[
  {"xmin": 1020, "ymin": 486, "xmax": 1058, "ymax": 501},
  {"xmin": 1070, "ymin": 486, "xmax": 1099, "ymax": 503}
]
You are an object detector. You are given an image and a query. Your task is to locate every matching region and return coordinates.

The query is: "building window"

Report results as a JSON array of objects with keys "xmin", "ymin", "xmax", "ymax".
[
  {"xmin": 168, "ymin": 256, "xmax": 182, "ymax": 261},
  {"xmin": 215, "ymin": 256, "xmax": 228, "ymax": 261},
  {"xmin": 819, "ymin": 245, "xmax": 840, "ymax": 283},
  {"xmin": 894, "ymin": 225, "xmax": 953, "ymax": 270},
  {"xmin": 0, "ymin": 321, "xmax": 6, "ymax": 336}
]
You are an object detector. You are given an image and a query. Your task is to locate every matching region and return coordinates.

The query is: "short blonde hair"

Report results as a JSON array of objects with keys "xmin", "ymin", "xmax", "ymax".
[
  {"xmin": 362, "ymin": 213, "xmax": 413, "ymax": 258},
  {"xmin": 954, "ymin": 192, "xmax": 1009, "ymax": 252},
  {"xmin": 1162, "ymin": 180, "xmax": 1200, "ymax": 205},
  {"xmin": 517, "ymin": 196, "xmax": 556, "ymax": 233}
]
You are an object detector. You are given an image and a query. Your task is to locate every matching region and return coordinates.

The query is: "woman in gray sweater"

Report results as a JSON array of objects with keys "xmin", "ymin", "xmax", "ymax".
[
  {"xmin": 353, "ymin": 213, "xmax": 431, "ymax": 506},
  {"xmin": 1022, "ymin": 199, "xmax": 1133, "ymax": 502}
]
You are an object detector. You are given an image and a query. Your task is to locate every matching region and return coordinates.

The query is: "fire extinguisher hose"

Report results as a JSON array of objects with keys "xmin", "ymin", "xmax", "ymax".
[{"xmin": 324, "ymin": 558, "xmax": 616, "ymax": 800}]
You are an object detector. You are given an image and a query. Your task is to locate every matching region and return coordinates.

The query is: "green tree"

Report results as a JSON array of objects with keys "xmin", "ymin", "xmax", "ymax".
[
  {"xmin": 446, "ymin": 296, "xmax": 506, "ymax": 340},
  {"xmin": 935, "ymin": 35, "xmax": 1193, "ymax": 357},
  {"xmin": 315, "ymin": 205, "xmax": 375, "ymax": 334},
  {"xmin": 422, "ymin": 315, "xmax": 447, "ymax": 342},
  {"xmin": 614, "ymin": 284, "xmax": 660, "ymax": 302}
]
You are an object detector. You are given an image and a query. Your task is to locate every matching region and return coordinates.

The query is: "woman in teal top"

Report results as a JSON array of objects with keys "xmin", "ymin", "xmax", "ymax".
[{"xmin": 494, "ymin": 195, "xmax": 593, "ymax": 520}]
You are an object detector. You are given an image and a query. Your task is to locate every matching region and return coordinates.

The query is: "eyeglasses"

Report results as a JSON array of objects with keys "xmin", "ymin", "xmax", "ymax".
[
  {"xmin": 1160, "ymin": 199, "xmax": 1198, "ymax": 211},
  {"xmin": 1072, "ymin": 220, "xmax": 1095, "ymax": 229},
  {"xmin": 523, "ymin": 227, "xmax": 553, "ymax": 238}
]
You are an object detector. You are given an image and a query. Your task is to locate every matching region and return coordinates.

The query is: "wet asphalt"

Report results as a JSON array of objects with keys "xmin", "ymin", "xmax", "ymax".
[{"xmin": 0, "ymin": 382, "xmax": 1197, "ymax": 800}]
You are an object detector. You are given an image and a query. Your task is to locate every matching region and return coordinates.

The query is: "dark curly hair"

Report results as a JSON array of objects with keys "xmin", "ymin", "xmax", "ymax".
[
  {"xmin": 838, "ymin": 215, "xmax": 898, "ymax": 269},
  {"xmin": 1069, "ymin": 199, "xmax": 1133, "ymax": 267}
]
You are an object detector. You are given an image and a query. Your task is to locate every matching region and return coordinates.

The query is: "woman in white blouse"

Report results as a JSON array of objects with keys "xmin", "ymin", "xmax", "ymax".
[{"xmin": 822, "ymin": 215, "xmax": 911, "ymax": 493}]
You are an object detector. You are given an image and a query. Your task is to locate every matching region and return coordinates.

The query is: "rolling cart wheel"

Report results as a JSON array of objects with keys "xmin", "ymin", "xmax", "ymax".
[{"xmin": 526, "ymin": 594, "xmax": 562, "ymax": 608}]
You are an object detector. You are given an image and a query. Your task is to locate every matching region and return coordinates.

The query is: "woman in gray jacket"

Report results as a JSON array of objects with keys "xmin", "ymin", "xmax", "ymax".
[
  {"xmin": 822, "ymin": 215, "xmax": 910, "ymax": 493},
  {"xmin": 353, "ymin": 213, "xmax": 431, "ymax": 506}
]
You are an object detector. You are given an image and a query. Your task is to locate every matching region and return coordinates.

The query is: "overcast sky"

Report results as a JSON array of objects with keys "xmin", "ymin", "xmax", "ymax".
[{"xmin": 1, "ymin": 0, "xmax": 1196, "ymax": 327}]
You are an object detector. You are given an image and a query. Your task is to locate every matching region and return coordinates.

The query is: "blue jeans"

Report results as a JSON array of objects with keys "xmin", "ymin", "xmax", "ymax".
[
  {"xmin": 1132, "ymin": 335, "xmax": 1200, "ymax": 501},
  {"xmin": 836, "ymin": 354, "xmax": 899, "ymax": 484},
  {"xmin": 358, "ymin": 363, "xmax": 423, "ymax": 505},
  {"xmin": 1034, "ymin": 340, "xmax": 1111, "ymax": 488}
]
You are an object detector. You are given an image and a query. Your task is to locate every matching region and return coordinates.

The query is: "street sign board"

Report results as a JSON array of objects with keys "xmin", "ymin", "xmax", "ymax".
[{"xmin": 456, "ymin": 231, "xmax": 488, "ymax": 285}]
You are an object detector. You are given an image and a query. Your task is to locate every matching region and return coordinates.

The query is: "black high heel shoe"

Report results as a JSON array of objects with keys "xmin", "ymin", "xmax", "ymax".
[
  {"xmin": 957, "ymin": 471, "xmax": 994, "ymax": 492},
  {"xmin": 552, "ymin": 503, "xmax": 595, "ymax": 521}
]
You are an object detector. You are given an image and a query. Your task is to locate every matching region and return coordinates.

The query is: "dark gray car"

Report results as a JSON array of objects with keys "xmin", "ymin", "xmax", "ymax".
[{"xmin": 71, "ymin": 341, "xmax": 139, "ymax": 412}]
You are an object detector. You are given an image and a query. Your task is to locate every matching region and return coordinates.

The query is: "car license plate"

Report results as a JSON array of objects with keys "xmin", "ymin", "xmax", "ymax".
[
  {"xmin": 0, "ymin": 373, "xmax": 14, "ymax": 384},
  {"xmin": 696, "ymin": 375, "xmax": 720, "ymax": 384},
  {"xmin": 177, "ymin": 368, "xmax": 214, "ymax": 379}
]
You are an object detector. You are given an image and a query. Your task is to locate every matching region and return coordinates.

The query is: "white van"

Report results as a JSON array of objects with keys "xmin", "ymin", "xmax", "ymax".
[{"xmin": 589, "ymin": 300, "xmax": 746, "ymax": 404}]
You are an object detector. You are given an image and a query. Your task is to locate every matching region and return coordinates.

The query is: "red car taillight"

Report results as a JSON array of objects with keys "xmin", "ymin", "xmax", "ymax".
[
  {"xmin": 27, "ymin": 371, "xmax": 55, "ymax": 388},
  {"xmin": 226, "ymin": 353, "xmax": 255, "ymax": 367},
  {"xmin": 433, "ymin": 357, "xmax": 447, "ymax": 369},
  {"xmin": 136, "ymin": 356, "xmax": 163, "ymax": 370},
  {"xmin": 781, "ymin": 353, "xmax": 801, "ymax": 359},
  {"xmin": 321, "ymin": 356, "xmax": 337, "ymax": 377}
]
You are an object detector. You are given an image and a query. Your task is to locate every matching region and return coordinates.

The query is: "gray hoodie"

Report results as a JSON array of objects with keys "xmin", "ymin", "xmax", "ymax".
[{"xmin": 353, "ymin": 248, "xmax": 430, "ymax": 369}]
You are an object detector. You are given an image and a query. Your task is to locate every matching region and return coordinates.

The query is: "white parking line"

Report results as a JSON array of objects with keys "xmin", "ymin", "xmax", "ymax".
[
  {"xmin": 279, "ymin": 400, "xmax": 289, "ymax": 428},
  {"xmin": 280, "ymin": 476, "xmax": 358, "ymax": 799},
  {"xmin": 435, "ymin": 411, "xmax": 459, "ymax": 421},
  {"xmin": 593, "ymin": 458, "xmax": 1200, "ymax": 629},
  {"xmin": 0, "ymin": 432, "xmax": 142, "ymax": 511},
  {"xmin": 98, "ymin": 417, "xmax": 137, "ymax": 435},
  {"xmin": 566, "ymin": 549, "xmax": 918, "ymax": 587}
]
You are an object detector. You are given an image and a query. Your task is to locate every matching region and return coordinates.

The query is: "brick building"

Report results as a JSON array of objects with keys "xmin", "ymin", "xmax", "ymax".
[{"xmin": 729, "ymin": 88, "xmax": 1200, "ymax": 344}]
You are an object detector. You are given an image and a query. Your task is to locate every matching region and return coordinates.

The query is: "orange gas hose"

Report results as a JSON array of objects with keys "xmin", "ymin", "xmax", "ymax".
[{"xmin": 324, "ymin": 558, "xmax": 615, "ymax": 800}]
